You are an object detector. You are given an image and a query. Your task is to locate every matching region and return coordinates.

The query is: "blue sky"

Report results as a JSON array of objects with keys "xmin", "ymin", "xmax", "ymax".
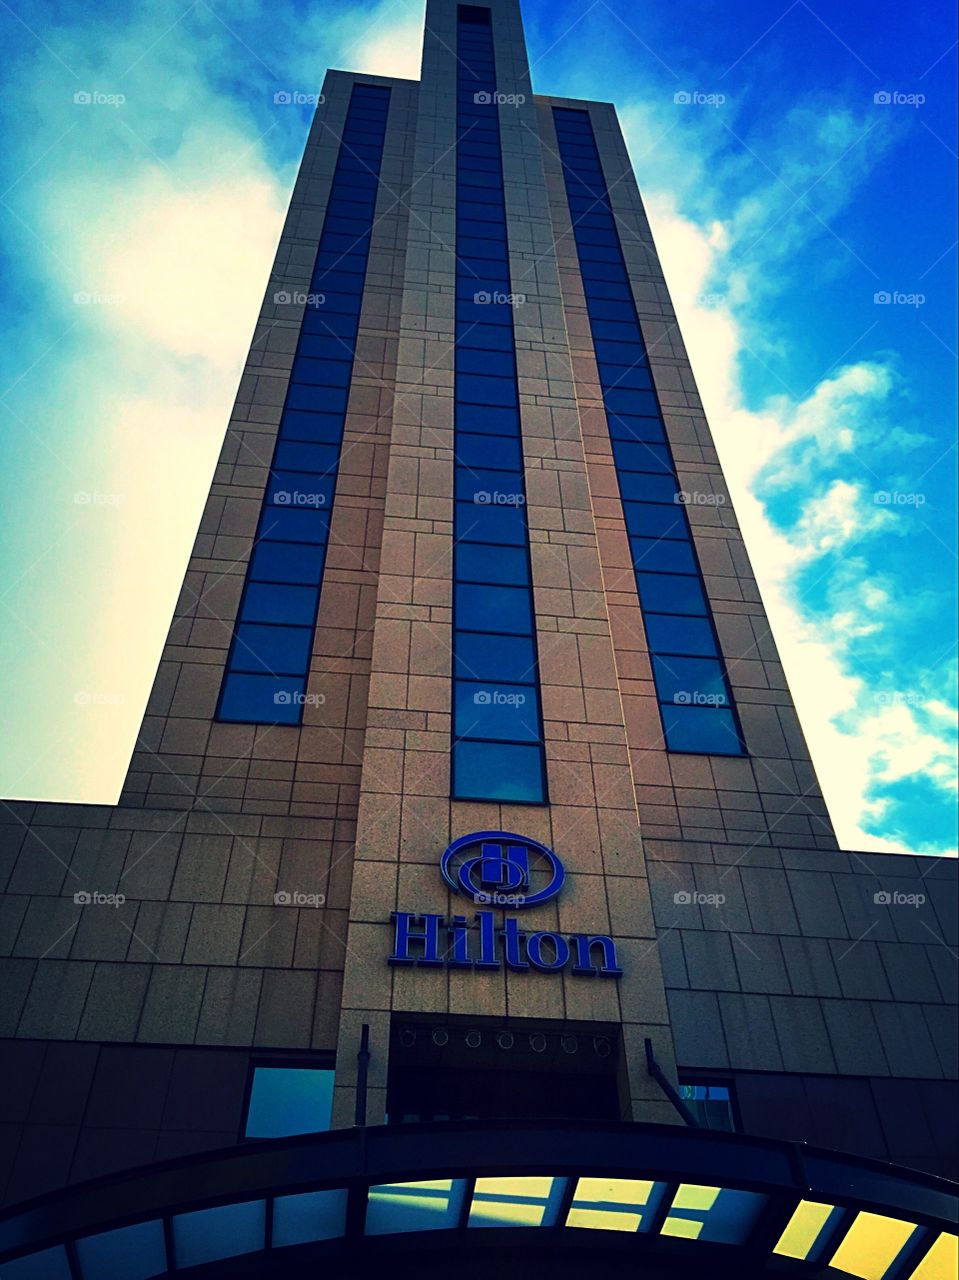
[{"xmin": 0, "ymin": 0, "xmax": 955, "ymax": 854}]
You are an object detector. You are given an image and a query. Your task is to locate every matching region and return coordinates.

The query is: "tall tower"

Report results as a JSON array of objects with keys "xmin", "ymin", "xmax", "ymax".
[{"xmin": 0, "ymin": 2, "xmax": 955, "ymax": 1275}]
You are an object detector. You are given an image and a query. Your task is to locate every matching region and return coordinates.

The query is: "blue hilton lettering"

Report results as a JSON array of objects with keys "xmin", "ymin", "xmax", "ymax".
[{"xmin": 388, "ymin": 911, "xmax": 622, "ymax": 977}]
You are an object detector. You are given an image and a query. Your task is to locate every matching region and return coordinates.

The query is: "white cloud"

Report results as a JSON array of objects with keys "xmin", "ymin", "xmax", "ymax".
[{"xmin": 644, "ymin": 194, "xmax": 957, "ymax": 855}]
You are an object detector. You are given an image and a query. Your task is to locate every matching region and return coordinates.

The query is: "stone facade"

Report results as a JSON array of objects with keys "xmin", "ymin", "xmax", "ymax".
[{"xmin": 0, "ymin": 0, "xmax": 955, "ymax": 1210}]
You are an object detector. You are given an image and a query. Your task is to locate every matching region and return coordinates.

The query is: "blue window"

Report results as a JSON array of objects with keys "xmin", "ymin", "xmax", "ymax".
[
  {"xmin": 652, "ymin": 655, "xmax": 731, "ymax": 708},
  {"xmin": 258, "ymin": 507, "xmax": 330, "ymax": 544},
  {"xmin": 456, "ymin": 543, "xmax": 529, "ymax": 585},
  {"xmin": 617, "ymin": 471, "xmax": 679, "ymax": 504},
  {"xmin": 456, "ymin": 582, "xmax": 532, "ymax": 634},
  {"xmin": 453, "ymin": 740, "xmax": 545, "ymax": 804},
  {"xmin": 217, "ymin": 83, "xmax": 391, "ymax": 724},
  {"xmin": 554, "ymin": 106, "xmax": 743, "ymax": 757},
  {"xmin": 240, "ymin": 582, "xmax": 319, "ymax": 627},
  {"xmin": 455, "ymin": 467, "xmax": 524, "ymax": 503},
  {"xmin": 454, "ymin": 680, "xmax": 540, "ymax": 742},
  {"xmin": 630, "ymin": 537, "xmax": 698, "ymax": 575},
  {"xmin": 245, "ymin": 1065, "xmax": 335, "ymax": 1138},
  {"xmin": 644, "ymin": 614, "xmax": 718, "ymax": 658},
  {"xmin": 455, "ymin": 404, "xmax": 520, "ymax": 435},
  {"xmin": 454, "ymin": 631, "xmax": 536, "ymax": 682},
  {"xmin": 249, "ymin": 540, "xmax": 326, "ymax": 585},
  {"xmin": 622, "ymin": 502, "xmax": 687, "ymax": 539},
  {"xmin": 232, "ymin": 624, "xmax": 313, "ymax": 675},
  {"xmin": 450, "ymin": 12, "xmax": 547, "ymax": 801},
  {"xmin": 218, "ymin": 673, "xmax": 306, "ymax": 723},
  {"xmin": 636, "ymin": 572, "xmax": 708, "ymax": 616},
  {"xmin": 663, "ymin": 705, "xmax": 742, "ymax": 755},
  {"xmin": 455, "ymin": 432, "xmax": 521, "ymax": 471},
  {"xmin": 454, "ymin": 501, "xmax": 527, "ymax": 546}
]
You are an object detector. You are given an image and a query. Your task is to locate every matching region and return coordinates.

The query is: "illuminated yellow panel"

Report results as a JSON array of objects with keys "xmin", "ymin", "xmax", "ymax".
[
  {"xmin": 774, "ymin": 1200, "xmax": 838, "ymax": 1260},
  {"xmin": 911, "ymin": 1234, "xmax": 959, "ymax": 1280},
  {"xmin": 830, "ymin": 1212, "xmax": 918, "ymax": 1280},
  {"xmin": 672, "ymin": 1185, "xmax": 721, "ymax": 1211},
  {"xmin": 566, "ymin": 1179, "xmax": 657, "ymax": 1233},
  {"xmin": 661, "ymin": 1218, "xmax": 704, "ymax": 1240},
  {"xmin": 469, "ymin": 1177, "xmax": 555, "ymax": 1228},
  {"xmin": 567, "ymin": 1208, "xmax": 645, "ymax": 1232}
]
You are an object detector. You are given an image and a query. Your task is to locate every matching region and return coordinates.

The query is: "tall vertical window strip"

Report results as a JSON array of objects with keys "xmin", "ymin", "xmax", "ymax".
[
  {"xmin": 451, "ymin": 6, "xmax": 548, "ymax": 803},
  {"xmin": 217, "ymin": 84, "xmax": 392, "ymax": 724},
  {"xmin": 552, "ymin": 108, "xmax": 744, "ymax": 756}
]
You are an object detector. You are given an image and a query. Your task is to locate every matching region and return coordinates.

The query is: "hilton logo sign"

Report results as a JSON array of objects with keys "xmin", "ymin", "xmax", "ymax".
[{"xmin": 388, "ymin": 832, "xmax": 622, "ymax": 978}]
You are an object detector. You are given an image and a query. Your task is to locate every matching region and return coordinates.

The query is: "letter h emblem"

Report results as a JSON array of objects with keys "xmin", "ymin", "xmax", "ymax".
[{"xmin": 478, "ymin": 842, "xmax": 529, "ymax": 893}]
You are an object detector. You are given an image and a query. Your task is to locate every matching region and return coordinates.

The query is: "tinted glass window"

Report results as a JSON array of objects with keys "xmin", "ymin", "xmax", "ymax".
[{"xmin": 452, "ymin": 740, "xmax": 545, "ymax": 803}]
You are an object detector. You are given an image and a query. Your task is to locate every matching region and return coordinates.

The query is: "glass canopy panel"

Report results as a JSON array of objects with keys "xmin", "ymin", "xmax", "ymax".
[
  {"xmin": 272, "ymin": 1190, "xmax": 348, "ymax": 1247},
  {"xmin": 75, "ymin": 1220, "xmax": 167, "ymax": 1279},
  {"xmin": 172, "ymin": 1200, "xmax": 266, "ymax": 1268},
  {"xmin": 829, "ymin": 1212, "xmax": 919, "ymax": 1280},
  {"xmin": 365, "ymin": 1180, "xmax": 467, "ymax": 1235},
  {"xmin": 773, "ymin": 1200, "xmax": 842, "ymax": 1262},
  {"xmin": 910, "ymin": 1234, "xmax": 959, "ymax": 1280},
  {"xmin": 660, "ymin": 1184, "xmax": 766, "ymax": 1244},
  {"xmin": 566, "ymin": 1178, "xmax": 668, "ymax": 1232},
  {"xmin": 468, "ymin": 1176, "xmax": 563, "ymax": 1228}
]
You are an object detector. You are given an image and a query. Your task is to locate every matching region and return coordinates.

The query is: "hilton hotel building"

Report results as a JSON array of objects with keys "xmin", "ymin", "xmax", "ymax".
[{"xmin": 0, "ymin": 2, "xmax": 956, "ymax": 1277}]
